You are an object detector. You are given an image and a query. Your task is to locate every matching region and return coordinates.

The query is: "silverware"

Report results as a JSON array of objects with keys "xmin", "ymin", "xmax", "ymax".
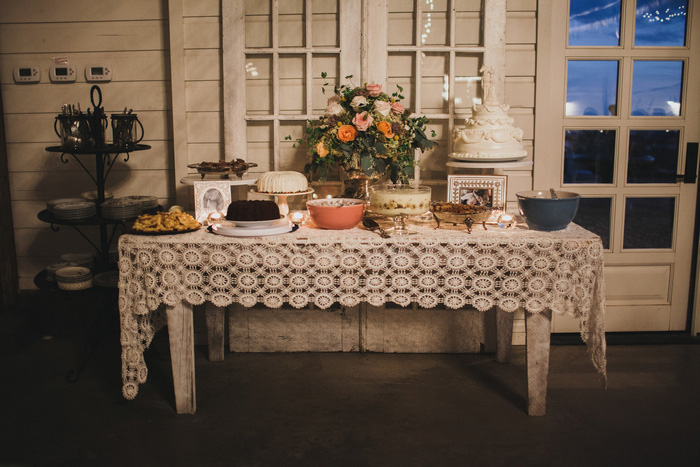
[{"xmin": 362, "ymin": 217, "xmax": 390, "ymax": 238}]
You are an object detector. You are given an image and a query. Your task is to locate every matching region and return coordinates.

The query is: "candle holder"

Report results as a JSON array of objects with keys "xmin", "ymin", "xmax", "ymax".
[{"xmin": 289, "ymin": 210, "xmax": 310, "ymax": 226}]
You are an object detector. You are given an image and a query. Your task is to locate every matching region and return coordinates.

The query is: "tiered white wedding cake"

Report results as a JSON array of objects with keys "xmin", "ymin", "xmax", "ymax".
[{"xmin": 451, "ymin": 66, "xmax": 527, "ymax": 161}]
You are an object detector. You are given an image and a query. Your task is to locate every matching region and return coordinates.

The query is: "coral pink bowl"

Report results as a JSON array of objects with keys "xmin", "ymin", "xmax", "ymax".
[{"xmin": 306, "ymin": 198, "xmax": 366, "ymax": 229}]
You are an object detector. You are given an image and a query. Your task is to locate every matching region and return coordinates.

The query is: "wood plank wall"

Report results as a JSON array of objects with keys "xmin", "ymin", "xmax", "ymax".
[
  {"xmin": 1, "ymin": 0, "xmax": 537, "ymax": 307},
  {"xmin": 0, "ymin": 0, "xmax": 174, "ymax": 289}
]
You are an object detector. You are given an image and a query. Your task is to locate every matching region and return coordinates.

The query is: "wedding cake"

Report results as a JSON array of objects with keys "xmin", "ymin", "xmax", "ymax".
[{"xmin": 451, "ymin": 66, "xmax": 527, "ymax": 161}]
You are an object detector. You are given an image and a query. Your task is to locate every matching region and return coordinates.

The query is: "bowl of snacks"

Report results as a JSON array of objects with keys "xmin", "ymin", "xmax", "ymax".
[
  {"xmin": 306, "ymin": 198, "xmax": 366, "ymax": 230},
  {"xmin": 430, "ymin": 201, "xmax": 492, "ymax": 232},
  {"xmin": 516, "ymin": 190, "xmax": 580, "ymax": 231}
]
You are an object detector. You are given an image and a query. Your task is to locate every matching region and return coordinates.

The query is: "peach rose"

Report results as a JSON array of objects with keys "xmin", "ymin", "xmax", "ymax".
[
  {"xmin": 391, "ymin": 102, "xmax": 405, "ymax": 114},
  {"xmin": 315, "ymin": 141, "xmax": 329, "ymax": 158},
  {"xmin": 337, "ymin": 125, "xmax": 357, "ymax": 142},
  {"xmin": 376, "ymin": 121, "xmax": 394, "ymax": 139},
  {"xmin": 366, "ymin": 83, "xmax": 382, "ymax": 97},
  {"xmin": 352, "ymin": 111, "xmax": 373, "ymax": 131}
]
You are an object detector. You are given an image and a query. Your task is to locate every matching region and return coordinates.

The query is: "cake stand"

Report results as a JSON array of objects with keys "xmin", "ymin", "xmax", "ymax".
[{"xmin": 250, "ymin": 189, "xmax": 315, "ymax": 216}]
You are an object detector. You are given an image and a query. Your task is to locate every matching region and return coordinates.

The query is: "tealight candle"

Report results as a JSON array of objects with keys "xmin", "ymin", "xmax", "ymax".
[
  {"xmin": 289, "ymin": 210, "xmax": 309, "ymax": 226},
  {"xmin": 206, "ymin": 211, "xmax": 225, "ymax": 226},
  {"xmin": 497, "ymin": 212, "xmax": 516, "ymax": 229}
]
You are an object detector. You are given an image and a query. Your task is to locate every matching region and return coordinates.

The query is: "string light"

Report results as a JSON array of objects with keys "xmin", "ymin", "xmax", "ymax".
[{"xmin": 641, "ymin": 5, "xmax": 685, "ymax": 23}]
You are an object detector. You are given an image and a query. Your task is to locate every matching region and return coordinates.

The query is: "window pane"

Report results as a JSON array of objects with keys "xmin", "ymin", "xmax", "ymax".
[
  {"xmin": 246, "ymin": 55, "xmax": 272, "ymax": 114},
  {"xmin": 455, "ymin": 0, "xmax": 481, "ymax": 46},
  {"xmin": 245, "ymin": 1, "xmax": 271, "ymax": 48},
  {"xmin": 624, "ymin": 197, "xmax": 675, "ymax": 249},
  {"xmin": 312, "ymin": 55, "xmax": 339, "ymax": 113},
  {"xmin": 566, "ymin": 60, "xmax": 618, "ymax": 116},
  {"xmin": 574, "ymin": 197, "xmax": 611, "ymax": 249},
  {"xmin": 387, "ymin": 53, "xmax": 415, "ymax": 110},
  {"xmin": 564, "ymin": 129, "xmax": 616, "ymax": 184},
  {"xmin": 631, "ymin": 61, "xmax": 683, "ymax": 116},
  {"xmin": 279, "ymin": 55, "xmax": 305, "ymax": 114},
  {"xmin": 569, "ymin": 0, "xmax": 621, "ymax": 46},
  {"xmin": 388, "ymin": 0, "xmax": 415, "ymax": 46},
  {"xmin": 246, "ymin": 121, "xmax": 273, "ymax": 170},
  {"xmin": 627, "ymin": 130, "xmax": 680, "ymax": 184},
  {"xmin": 312, "ymin": 0, "xmax": 338, "ymax": 47},
  {"xmin": 279, "ymin": 0, "xmax": 305, "ymax": 48},
  {"xmin": 454, "ymin": 54, "xmax": 481, "ymax": 113},
  {"xmin": 635, "ymin": 0, "xmax": 687, "ymax": 46},
  {"xmin": 421, "ymin": 53, "xmax": 448, "ymax": 113},
  {"xmin": 421, "ymin": 0, "xmax": 448, "ymax": 45}
]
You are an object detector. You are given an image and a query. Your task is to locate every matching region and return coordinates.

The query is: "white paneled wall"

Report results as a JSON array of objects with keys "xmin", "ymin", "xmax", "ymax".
[
  {"xmin": 0, "ymin": 0, "xmax": 173, "ymax": 289},
  {"xmin": 2, "ymin": 0, "xmax": 537, "ymax": 311}
]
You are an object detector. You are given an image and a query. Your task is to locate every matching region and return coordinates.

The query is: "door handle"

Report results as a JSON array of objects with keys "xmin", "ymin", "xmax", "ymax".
[{"xmin": 676, "ymin": 142, "xmax": 698, "ymax": 183}]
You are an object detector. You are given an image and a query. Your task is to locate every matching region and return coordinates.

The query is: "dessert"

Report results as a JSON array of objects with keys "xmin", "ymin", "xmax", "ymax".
[
  {"xmin": 370, "ymin": 187, "xmax": 431, "ymax": 217},
  {"xmin": 132, "ymin": 211, "xmax": 200, "ymax": 232},
  {"xmin": 188, "ymin": 158, "xmax": 257, "ymax": 178},
  {"xmin": 451, "ymin": 66, "xmax": 527, "ymax": 161},
  {"xmin": 256, "ymin": 171, "xmax": 308, "ymax": 194},
  {"xmin": 226, "ymin": 200, "xmax": 280, "ymax": 221}
]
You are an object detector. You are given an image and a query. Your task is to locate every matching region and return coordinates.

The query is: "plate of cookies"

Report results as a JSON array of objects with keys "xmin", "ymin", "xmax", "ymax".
[{"xmin": 130, "ymin": 210, "xmax": 201, "ymax": 235}]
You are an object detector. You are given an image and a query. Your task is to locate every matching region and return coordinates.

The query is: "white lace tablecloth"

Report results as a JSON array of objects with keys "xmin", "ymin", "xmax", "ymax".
[{"xmin": 118, "ymin": 222, "xmax": 607, "ymax": 399}]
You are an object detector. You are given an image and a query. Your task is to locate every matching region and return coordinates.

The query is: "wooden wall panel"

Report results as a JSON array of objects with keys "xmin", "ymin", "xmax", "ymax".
[
  {"xmin": 0, "ymin": 0, "xmax": 164, "ymax": 23},
  {"xmin": 1, "ymin": 2, "xmax": 172, "ymax": 289}
]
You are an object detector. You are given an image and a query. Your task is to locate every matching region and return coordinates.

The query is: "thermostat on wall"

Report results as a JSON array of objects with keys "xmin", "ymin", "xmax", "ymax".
[
  {"xmin": 85, "ymin": 65, "xmax": 112, "ymax": 82},
  {"xmin": 13, "ymin": 66, "xmax": 41, "ymax": 83},
  {"xmin": 49, "ymin": 64, "xmax": 77, "ymax": 82}
]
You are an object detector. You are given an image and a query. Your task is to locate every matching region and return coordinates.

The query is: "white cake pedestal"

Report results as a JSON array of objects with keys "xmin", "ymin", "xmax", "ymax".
[{"xmin": 250, "ymin": 189, "xmax": 315, "ymax": 216}]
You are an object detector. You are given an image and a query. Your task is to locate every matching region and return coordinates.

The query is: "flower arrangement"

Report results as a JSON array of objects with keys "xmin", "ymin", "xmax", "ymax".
[{"xmin": 289, "ymin": 73, "xmax": 435, "ymax": 184}]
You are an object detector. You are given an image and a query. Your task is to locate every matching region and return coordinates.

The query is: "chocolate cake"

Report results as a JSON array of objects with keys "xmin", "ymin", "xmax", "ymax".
[{"xmin": 226, "ymin": 200, "xmax": 280, "ymax": 221}]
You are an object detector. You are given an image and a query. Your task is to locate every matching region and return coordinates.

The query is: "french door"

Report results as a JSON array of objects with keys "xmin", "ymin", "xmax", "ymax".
[{"xmin": 535, "ymin": 0, "xmax": 700, "ymax": 332}]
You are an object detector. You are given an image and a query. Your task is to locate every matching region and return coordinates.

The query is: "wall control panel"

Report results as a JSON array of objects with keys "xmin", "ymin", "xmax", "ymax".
[
  {"xmin": 85, "ymin": 65, "xmax": 112, "ymax": 82},
  {"xmin": 49, "ymin": 64, "xmax": 77, "ymax": 82},
  {"xmin": 13, "ymin": 66, "xmax": 41, "ymax": 83}
]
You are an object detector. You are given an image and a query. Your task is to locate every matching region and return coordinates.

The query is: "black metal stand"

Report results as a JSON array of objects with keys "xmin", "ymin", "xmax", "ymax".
[{"xmin": 43, "ymin": 144, "xmax": 151, "ymax": 265}]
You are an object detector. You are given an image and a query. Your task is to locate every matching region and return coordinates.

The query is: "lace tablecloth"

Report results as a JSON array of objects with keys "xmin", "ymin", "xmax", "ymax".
[{"xmin": 118, "ymin": 222, "xmax": 607, "ymax": 399}]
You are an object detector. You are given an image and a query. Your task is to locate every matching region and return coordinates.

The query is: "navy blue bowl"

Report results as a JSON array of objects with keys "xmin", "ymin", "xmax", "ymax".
[{"xmin": 516, "ymin": 190, "xmax": 580, "ymax": 231}]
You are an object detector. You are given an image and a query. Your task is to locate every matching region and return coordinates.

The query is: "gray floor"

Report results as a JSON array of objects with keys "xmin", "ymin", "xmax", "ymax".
[{"xmin": 1, "ymin": 291, "xmax": 700, "ymax": 466}]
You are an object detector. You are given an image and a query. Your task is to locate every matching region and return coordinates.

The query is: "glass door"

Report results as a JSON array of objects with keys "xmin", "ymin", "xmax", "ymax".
[{"xmin": 535, "ymin": 0, "xmax": 700, "ymax": 332}]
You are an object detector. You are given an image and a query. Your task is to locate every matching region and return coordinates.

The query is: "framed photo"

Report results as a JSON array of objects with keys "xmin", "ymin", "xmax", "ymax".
[
  {"xmin": 193, "ymin": 180, "xmax": 231, "ymax": 223},
  {"xmin": 447, "ymin": 175, "xmax": 507, "ymax": 209}
]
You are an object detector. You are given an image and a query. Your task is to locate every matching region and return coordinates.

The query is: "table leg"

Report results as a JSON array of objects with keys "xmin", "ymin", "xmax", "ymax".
[
  {"xmin": 525, "ymin": 309, "xmax": 552, "ymax": 416},
  {"xmin": 205, "ymin": 302, "xmax": 225, "ymax": 361},
  {"xmin": 495, "ymin": 307, "xmax": 514, "ymax": 363},
  {"xmin": 166, "ymin": 302, "xmax": 196, "ymax": 414}
]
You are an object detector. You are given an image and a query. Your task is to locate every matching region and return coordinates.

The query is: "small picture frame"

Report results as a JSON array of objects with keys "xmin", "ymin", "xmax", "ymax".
[
  {"xmin": 194, "ymin": 180, "xmax": 231, "ymax": 223},
  {"xmin": 447, "ymin": 175, "xmax": 507, "ymax": 209}
]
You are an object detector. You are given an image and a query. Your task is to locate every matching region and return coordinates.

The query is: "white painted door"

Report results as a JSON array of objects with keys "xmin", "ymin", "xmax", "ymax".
[{"xmin": 535, "ymin": 0, "xmax": 700, "ymax": 332}]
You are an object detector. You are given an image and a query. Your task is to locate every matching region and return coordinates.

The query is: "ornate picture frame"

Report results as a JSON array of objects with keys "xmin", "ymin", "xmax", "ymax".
[
  {"xmin": 447, "ymin": 175, "xmax": 507, "ymax": 209},
  {"xmin": 193, "ymin": 180, "xmax": 231, "ymax": 223}
]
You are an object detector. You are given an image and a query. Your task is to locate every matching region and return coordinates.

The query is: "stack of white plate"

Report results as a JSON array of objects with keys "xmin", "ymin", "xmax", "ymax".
[
  {"xmin": 81, "ymin": 191, "xmax": 114, "ymax": 204},
  {"xmin": 53, "ymin": 201, "xmax": 97, "ymax": 220},
  {"xmin": 55, "ymin": 266, "xmax": 93, "ymax": 291},
  {"xmin": 45, "ymin": 261, "xmax": 79, "ymax": 281},
  {"xmin": 123, "ymin": 195, "xmax": 159, "ymax": 212},
  {"xmin": 46, "ymin": 198, "xmax": 85, "ymax": 214},
  {"xmin": 100, "ymin": 198, "xmax": 142, "ymax": 219},
  {"xmin": 60, "ymin": 252, "xmax": 94, "ymax": 270}
]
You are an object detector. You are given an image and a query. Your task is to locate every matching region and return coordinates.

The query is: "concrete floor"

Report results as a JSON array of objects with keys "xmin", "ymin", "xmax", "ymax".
[{"xmin": 1, "ymin": 291, "xmax": 700, "ymax": 466}]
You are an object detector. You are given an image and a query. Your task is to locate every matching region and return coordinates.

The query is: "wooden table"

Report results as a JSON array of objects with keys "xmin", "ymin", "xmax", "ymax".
[{"xmin": 118, "ymin": 222, "xmax": 607, "ymax": 416}]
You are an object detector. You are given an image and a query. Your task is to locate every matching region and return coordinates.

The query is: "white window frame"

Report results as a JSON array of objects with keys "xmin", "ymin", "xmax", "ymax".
[{"xmin": 222, "ymin": 0, "xmax": 507, "ymax": 183}]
